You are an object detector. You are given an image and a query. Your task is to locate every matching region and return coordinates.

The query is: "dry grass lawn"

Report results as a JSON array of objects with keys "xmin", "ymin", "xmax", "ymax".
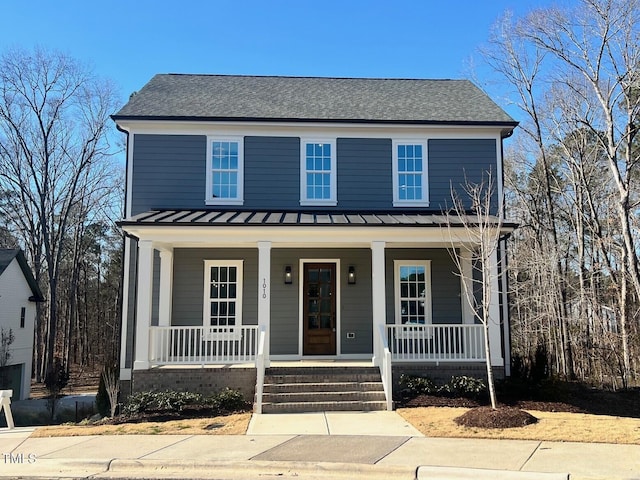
[
  {"xmin": 397, "ymin": 407, "xmax": 640, "ymax": 444},
  {"xmin": 29, "ymin": 408, "xmax": 640, "ymax": 445},
  {"xmin": 31, "ymin": 412, "xmax": 251, "ymax": 437}
]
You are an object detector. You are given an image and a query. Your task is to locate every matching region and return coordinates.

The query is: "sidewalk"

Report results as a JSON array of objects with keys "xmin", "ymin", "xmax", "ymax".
[{"xmin": 0, "ymin": 412, "xmax": 638, "ymax": 479}]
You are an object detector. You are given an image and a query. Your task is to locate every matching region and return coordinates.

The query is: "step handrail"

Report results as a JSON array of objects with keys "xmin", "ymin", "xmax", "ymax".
[
  {"xmin": 378, "ymin": 324, "xmax": 393, "ymax": 411},
  {"xmin": 254, "ymin": 326, "xmax": 267, "ymax": 414}
]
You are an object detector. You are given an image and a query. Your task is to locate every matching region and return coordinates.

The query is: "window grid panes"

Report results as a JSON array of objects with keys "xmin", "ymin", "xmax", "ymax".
[
  {"xmin": 207, "ymin": 265, "xmax": 238, "ymax": 328},
  {"xmin": 397, "ymin": 144, "xmax": 423, "ymax": 201},
  {"xmin": 399, "ymin": 265, "xmax": 427, "ymax": 325},
  {"xmin": 211, "ymin": 141, "xmax": 239, "ymax": 199},
  {"xmin": 305, "ymin": 143, "xmax": 332, "ymax": 200}
]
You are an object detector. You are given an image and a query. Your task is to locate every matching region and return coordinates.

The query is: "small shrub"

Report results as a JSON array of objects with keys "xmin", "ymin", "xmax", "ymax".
[
  {"xmin": 96, "ymin": 371, "xmax": 110, "ymax": 417},
  {"xmin": 399, "ymin": 374, "xmax": 438, "ymax": 396},
  {"xmin": 440, "ymin": 376, "xmax": 486, "ymax": 398},
  {"xmin": 122, "ymin": 391, "xmax": 157, "ymax": 416},
  {"xmin": 213, "ymin": 387, "xmax": 247, "ymax": 412},
  {"xmin": 122, "ymin": 388, "xmax": 247, "ymax": 417}
]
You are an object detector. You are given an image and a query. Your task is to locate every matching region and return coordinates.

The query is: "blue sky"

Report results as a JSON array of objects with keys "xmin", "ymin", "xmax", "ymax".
[{"xmin": 1, "ymin": 0, "xmax": 557, "ymax": 109}]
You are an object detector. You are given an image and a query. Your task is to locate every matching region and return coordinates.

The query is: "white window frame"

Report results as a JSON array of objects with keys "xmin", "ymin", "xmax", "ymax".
[
  {"xmin": 394, "ymin": 260, "xmax": 432, "ymax": 328},
  {"xmin": 203, "ymin": 260, "xmax": 244, "ymax": 336},
  {"xmin": 205, "ymin": 136, "xmax": 244, "ymax": 205},
  {"xmin": 300, "ymin": 138, "xmax": 337, "ymax": 206},
  {"xmin": 392, "ymin": 139, "xmax": 429, "ymax": 207}
]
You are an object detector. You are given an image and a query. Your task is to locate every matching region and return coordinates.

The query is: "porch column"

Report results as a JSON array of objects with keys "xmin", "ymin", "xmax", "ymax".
[
  {"xmin": 257, "ymin": 241, "xmax": 271, "ymax": 367},
  {"xmin": 371, "ymin": 241, "xmax": 386, "ymax": 367},
  {"xmin": 158, "ymin": 248, "xmax": 173, "ymax": 327},
  {"xmin": 488, "ymin": 248, "xmax": 504, "ymax": 367},
  {"xmin": 134, "ymin": 240, "xmax": 154, "ymax": 370},
  {"xmin": 460, "ymin": 249, "xmax": 475, "ymax": 324}
]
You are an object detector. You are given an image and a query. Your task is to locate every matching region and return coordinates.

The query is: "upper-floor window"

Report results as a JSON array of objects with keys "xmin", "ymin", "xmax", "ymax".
[
  {"xmin": 392, "ymin": 140, "xmax": 428, "ymax": 207},
  {"xmin": 20, "ymin": 307, "xmax": 25, "ymax": 328},
  {"xmin": 206, "ymin": 137, "xmax": 244, "ymax": 205},
  {"xmin": 300, "ymin": 139, "xmax": 337, "ymax": 206}
]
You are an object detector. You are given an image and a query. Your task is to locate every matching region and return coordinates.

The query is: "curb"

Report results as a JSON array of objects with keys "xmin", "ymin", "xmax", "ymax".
[
  {"xmin": 416, "ymin": 466, "xmax": 569, "ymax": 480},
  {"xmin": 106, "ymin": 459, "xmax": 417, "ymax": 479}
]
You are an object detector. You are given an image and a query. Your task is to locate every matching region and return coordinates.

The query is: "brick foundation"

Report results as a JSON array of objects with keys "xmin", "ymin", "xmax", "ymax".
[{"xmin": 131, "ymin": 367, "xmax": 257, "ymax": 401}]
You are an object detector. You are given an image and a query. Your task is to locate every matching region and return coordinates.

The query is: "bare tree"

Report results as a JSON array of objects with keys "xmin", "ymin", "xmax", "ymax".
[
  {"xmin": 0, "ymin": 47, "xmax": 121, "ymax": 380},
  {"xmin": 520, "ymin": 0, "xmax": 640, "ymax": 305},
  {"xmin": 480, "ymin": 0, "xmax": 640, "ymax": 386},
  {"xmin": 446, "ymin": 172, "xmax": 506, "ymax": 409}
]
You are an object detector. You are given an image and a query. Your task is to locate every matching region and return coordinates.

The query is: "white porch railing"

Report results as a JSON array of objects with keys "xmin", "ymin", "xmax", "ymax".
[
  {"xmin": 386, "ymin": 324, "xmax": 486, "ymax": 362},
  {"xmin": 149, "ymin": 325, "xmax": 260, "ymax": 365}
]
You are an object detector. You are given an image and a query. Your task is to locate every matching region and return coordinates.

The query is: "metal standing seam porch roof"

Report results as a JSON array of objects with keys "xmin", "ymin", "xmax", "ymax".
[
  {"xmin": 119, "ymin": 209, "xmax": 517, "ymax": 230},
  {"xmin": 112, "ymin": 74, "xmax": 518, "ymax": 128}
]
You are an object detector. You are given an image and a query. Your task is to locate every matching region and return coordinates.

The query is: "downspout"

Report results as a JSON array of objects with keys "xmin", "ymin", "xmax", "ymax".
[
  {"xmin": 114, "ymin": 123, "xmax": 135, "ymax": 387},
  {"xmin": 499, "ymin": 127, "xmax": 515, "ymax": 377}
]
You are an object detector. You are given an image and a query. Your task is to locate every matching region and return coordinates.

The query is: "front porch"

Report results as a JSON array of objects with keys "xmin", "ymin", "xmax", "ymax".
[
  {"xmin": 138, "ymin": 323, "xmax": 489, "ymax": 412},
  {"xmin": 120, "ymin": 210, "xmax": 510, "ymax": 411}
]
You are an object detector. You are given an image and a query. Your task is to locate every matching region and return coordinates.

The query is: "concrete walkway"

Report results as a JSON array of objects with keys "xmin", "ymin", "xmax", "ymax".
[{"xmin": 0, "ymin": 412, "xmax": 638, "ymax": 479}]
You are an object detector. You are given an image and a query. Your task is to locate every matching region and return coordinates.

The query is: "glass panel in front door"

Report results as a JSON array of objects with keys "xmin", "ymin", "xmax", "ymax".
[{"xmin": 307, "ymin": 267, "xmax": 332, "ymax": 330}]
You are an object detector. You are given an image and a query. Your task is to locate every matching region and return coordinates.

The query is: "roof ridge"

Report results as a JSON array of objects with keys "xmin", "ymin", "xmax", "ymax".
[{"xmin": 161, "ymin": 73, "xmax": 466, "ymax": 82}]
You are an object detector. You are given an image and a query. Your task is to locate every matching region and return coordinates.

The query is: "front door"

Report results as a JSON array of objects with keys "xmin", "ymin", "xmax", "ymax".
[{"xmin": 303, "ymin": 263, "xmax": 336, "ymax": 355}]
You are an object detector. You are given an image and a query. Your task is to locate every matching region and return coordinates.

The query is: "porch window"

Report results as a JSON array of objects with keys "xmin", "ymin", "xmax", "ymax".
[
  {"xmin": 206, "ymin": 137, "xmax": 244, "ymax": 205},
  {"xmin": 300, "ymin": 139, "xmax": 337, "ymax": 206},
  {"xmin": 392, "ymin": 140, "xmax": 429, "ymax": 206},
  {"xmin": 203, "ymin": 260, "xmax": 243, "ymax": 331},
  {"xmin": 394, "ymin": 261, "xmax": 432, "ymax": 325}
]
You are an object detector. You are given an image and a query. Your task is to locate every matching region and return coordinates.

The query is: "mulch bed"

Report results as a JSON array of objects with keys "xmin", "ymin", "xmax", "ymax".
[
  {"xmin": 397, "ymin": 384, "xmax": 640, "ymax": 429},
  {"xmin": 107, "ymin": 405, "xmax": 247, "ymax": 425},
  {"xmin": 454, "ymin": 406, "xmax": 538, "ymax": 429}
]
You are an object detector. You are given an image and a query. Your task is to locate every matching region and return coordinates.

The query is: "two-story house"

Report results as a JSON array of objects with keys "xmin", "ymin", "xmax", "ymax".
[
  {"xmin": 0, "ymin": 249, "xmax": 44, "ymax": 400},
  {"xmin": 114, "ymin": 74, "xmax": 517, "ymax": 412}
]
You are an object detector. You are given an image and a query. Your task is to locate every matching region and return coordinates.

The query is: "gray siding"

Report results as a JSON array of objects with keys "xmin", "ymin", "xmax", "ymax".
[
  {"xmin": 130, "ymin": 135, "xmax": 499, "ymax": 214},
  {"xmin": 385, "ymin": 249, "xmax": 462, "ymax": 325},
  {"xmin": 131, "ymin": 134, "xmax": 206, "ymax": 215},
  {"xmin": 270, "ymin": 248, "xmax": 373, "ymax": 355},
  {"xmin": 124, "ymin": 237, "xmax": 137, "ymax": 369},
  {"xmin": 270, "ymin": 250, "xmax": 300, "ymax": 355},
  {"xmin": 428, "ymin": 139, "xmax": 498, "ymax": 212},
  {"xmin": 337, "ymin": 138, "xmax": 392, "ymax": 210},
  {"xmin": 244, "ymin": 136, "xmax": 300, "ymax": 208},
  {"xmin": 172, "ymin": 248, "xmax": 258, "ymax": 327}
]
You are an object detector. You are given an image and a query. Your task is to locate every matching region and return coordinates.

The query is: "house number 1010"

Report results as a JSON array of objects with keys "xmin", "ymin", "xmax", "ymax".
[{"xmin": 262, "ymin": 279, "xmax": 267, "ymax": 299}]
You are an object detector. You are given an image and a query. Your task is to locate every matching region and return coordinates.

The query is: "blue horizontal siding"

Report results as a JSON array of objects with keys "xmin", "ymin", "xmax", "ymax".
[
  {"xmin": 129, "ymin": 134, "xmax": 500, "ymax": 214},
  {"xmin": 337, "ymin": 138, "xmax": 392, "ymax": 209},
  {"xmin": 428, "ymin": 139, "xmax": 498, "ymax": 213},
  {"xmin": 244, "ymin": 136, "xmax": 300, "ymax": 209},
  {"xmin": 131, "ymin": 134, "xmax": 206, "ymax": 215}
]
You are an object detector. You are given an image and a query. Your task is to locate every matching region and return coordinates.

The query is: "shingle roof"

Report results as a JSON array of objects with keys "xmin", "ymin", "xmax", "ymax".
[
  {"xmin": 0, "ymin": 249, "xmax": 44, "ymax": 301},
  {"xmin": 120, "ymin": 209, "xmax": 517, "ymax": 230},
  {"xmin": 113, "ymin": 74, "xmax": 517, "ymax": 126}
]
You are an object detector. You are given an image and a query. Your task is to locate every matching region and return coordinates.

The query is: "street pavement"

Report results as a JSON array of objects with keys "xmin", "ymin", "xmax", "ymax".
[{"xmin": 0, "ymin": 411, "xmax": 638, "ymax": 479}]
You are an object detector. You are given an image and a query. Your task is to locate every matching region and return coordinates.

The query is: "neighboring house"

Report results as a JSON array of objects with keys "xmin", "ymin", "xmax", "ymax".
[
  {"xmin": 113, "ymin": 74, "xmax": 517, "ymax": 411},
  {"xmin": 0, "ymin": 249, "xmax": 44, "ymax": 400}
]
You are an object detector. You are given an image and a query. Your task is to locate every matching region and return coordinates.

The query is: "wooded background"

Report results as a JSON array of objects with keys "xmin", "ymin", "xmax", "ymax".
[{"xmin": 0, "ymin": 0, "xmax": 638, "ymax": 388}]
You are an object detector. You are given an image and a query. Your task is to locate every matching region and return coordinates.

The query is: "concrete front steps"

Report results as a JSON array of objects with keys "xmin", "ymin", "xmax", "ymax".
[{"xmin": 259, "ymin": 366, "xmax": 389, "ymax": 413}]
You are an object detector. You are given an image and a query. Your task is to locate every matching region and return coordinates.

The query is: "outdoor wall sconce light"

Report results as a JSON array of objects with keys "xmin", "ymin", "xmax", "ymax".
[
  {"xmin": 284, "ymin": 265, "xmax": 293, "ymax": 284},
  {"xmin": 348, "ymin": 265, "xmax": 356, "ymax": 284}
]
